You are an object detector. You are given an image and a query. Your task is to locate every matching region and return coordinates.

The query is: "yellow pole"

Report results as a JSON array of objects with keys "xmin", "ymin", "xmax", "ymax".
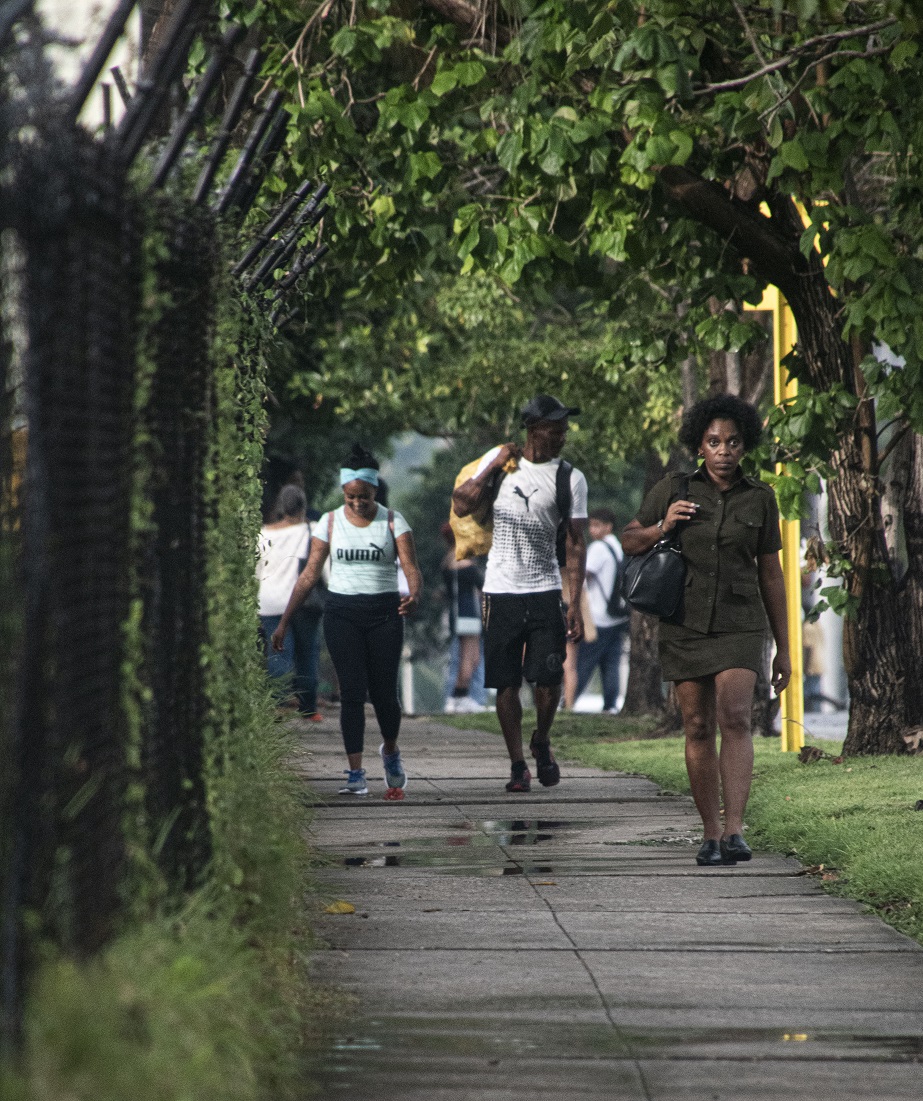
[{"xmin": 767, "ymin": 287, "xmax": 804, "ymax": 752}]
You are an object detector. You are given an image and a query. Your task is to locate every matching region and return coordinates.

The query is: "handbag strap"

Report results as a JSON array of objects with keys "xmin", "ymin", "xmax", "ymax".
[
  {"xmin": 388, "ymin": 508, "xmax": 400, "ymax": 564},
  {"xmin": 663, "ymin": 474, "xmax": 691, "ymax": 544}
]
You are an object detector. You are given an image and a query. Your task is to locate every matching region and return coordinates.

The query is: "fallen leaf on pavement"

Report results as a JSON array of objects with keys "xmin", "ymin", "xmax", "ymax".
[{"xmin": 324, "ymin": 900, "xmax": 356, "ymax": 914}]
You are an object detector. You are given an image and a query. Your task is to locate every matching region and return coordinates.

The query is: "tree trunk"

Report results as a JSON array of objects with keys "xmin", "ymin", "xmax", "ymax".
[
  {"xmin": 649, "ymin": 683, "xmax": 683, "ymax": 738},
  {"xmin": 895, "ymin": 432, "xmax": 923, "ymax": 752},
  {"xmin": 621, "ymin": 609, "xmax": 663, "ymax": 715},
  {"xmin": 787, "ymin": 277, "xmax": 909, "ymax": 754},
  {"xmin": 622, "ymin": 451, "xmax": 670, "ymax": 716}
]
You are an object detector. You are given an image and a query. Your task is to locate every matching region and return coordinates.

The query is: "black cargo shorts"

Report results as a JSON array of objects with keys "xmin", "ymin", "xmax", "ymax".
[{"xmin": 482, "ymin": 590, "xmax": 567, "ymax": 689}]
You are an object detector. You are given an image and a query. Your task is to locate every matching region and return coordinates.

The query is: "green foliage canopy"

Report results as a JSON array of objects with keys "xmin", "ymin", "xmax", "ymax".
[{"xmin": 233, "ymin": 0, "xmax": 923, "ymax": 505}]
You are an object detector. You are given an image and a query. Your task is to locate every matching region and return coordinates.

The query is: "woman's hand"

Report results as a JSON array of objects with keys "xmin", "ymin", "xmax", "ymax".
[
  {"xmin": 662, "ymin": 499, "xmax": 699, "ymax": 534},
  {"xmin": 398, "ymin": 593, "xmax": 418, "ymax": 616},
  {"xmin": 771, "ymin": 651, "xmax": 792, "ymax": 696},
  {"xmin": 271, "ymin": 623, "xmax": 286, "ymax": 652}
]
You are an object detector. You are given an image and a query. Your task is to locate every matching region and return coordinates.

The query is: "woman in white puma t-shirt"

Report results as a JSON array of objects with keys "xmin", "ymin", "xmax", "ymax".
[{"xmin": 272, "ymin": 446, "xmax": 423, "ymax": 798}]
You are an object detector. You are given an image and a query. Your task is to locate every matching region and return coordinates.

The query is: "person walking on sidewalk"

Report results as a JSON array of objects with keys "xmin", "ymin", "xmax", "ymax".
[
  {"xmin": 272, "ymin": 446, "xmax": 423, "ymax": 798},
  {"xmin": 440, "ymin": 522, "xmax": 486, "ymax": 714},
  {"xmin": 452, "ymin": 395, "xmax": 588, "ymax": 793},
  {"xmin": 621, "ymin": 394, "xmax": 791, "ymax": 866},
  {"xmin": 574, "ymin": 507, "xmax": 628, "ymax": 714},
  {"xmin": 257, "ymin": 484, "xmax": 325, "ymax": 720}
]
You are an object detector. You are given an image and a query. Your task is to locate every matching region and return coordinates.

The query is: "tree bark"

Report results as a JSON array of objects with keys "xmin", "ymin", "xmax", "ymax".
[
  {"xmin": 621, "ymin": 609, "xmax": 663, "ymax": 715},
  {"xmin": 896, "ymin": 432, "xmax": 923, "ymax": 752},
  {"xmin": 622, "ymin": 451, "xmax": 669, "ymax": 716}
]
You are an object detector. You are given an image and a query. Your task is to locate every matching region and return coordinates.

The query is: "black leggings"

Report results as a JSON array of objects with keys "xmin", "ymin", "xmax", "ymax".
[{"xmin": 323, "ymin": 593, "xmax": 404, "ymax": 756}]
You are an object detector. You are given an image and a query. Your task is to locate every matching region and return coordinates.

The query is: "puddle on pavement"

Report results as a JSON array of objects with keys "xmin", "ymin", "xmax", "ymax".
[
  {"xmin": 310, "ymin": 1015, "xmax": 923, "ymax": 1070},
  {"xmin": 335, "ymin": 817, "xmax": 702, "ymax": 874},
  {"xmin": 622, "ymin": 1028, "xmax": 923, "ymax": 1060}
]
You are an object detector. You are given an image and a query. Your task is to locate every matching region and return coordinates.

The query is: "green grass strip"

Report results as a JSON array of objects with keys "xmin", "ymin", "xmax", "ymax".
[{"xmin": 442, "ymin": 711, "xmax": 923, "ymax": 945}]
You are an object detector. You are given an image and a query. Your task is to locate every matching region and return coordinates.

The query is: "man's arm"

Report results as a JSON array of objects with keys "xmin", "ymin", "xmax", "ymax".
[
  {"xmin": 451, "ymin": 443, "xmax": 520, "ymax": 517},
  {"xmin": 564, "ymin": 517, "xmax": 587, "ymax": 642}
]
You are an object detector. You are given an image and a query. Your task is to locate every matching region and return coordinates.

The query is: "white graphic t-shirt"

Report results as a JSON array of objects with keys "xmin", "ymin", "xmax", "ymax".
[
  {"xmin": 586, "ymin": 534, "xmax": 627, "ymax": 628},
  {"xmin": 315, "ymin": 504, "xmax": 411, "ymax": 595},
  {"xmin": 476, "ymin": 449, "xmax": 588, "ymax": 595}
]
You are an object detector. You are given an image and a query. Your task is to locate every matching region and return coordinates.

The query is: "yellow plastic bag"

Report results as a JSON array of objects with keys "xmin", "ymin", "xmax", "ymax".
[{"xmin": 448, "ymin": 451, "xmax": 518, "ymax": 561}]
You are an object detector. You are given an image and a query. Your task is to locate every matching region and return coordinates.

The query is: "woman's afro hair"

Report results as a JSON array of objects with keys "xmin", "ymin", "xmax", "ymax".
[
  {"xmin": 678, "ymin": 394, "xmax": 764, "ymax": 455},
  {"xmin": 344, "ymin": 443, "xmax": 379, "ymax": 470}
]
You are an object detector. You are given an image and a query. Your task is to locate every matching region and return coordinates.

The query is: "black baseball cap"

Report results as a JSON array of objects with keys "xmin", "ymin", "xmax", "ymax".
[{"xmin": 520, "ymin": 394, "xmax": 581, "ymax": 427}]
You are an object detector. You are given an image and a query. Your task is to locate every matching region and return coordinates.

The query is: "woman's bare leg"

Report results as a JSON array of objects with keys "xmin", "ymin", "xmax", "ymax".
[
  {"xmin": 714, "ymin": 668, "xmax": 757, "ymax": 837},
  {"xmin": 676, "ymin": 678, "xmax": 721, "ymax": 840}
]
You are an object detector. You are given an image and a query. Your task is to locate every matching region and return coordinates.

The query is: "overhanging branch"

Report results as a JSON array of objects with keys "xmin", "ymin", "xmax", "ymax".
[
  {"xmin": 694, "ymin": 17, "xmax": 897, "ymax": 97},
  {"xmin": 657, "ymin": 165, "xmax": 805, "ymax": 296},
  {"xmin": 418, "ymin": 0, "xmax": 511, "ymax": 46}
]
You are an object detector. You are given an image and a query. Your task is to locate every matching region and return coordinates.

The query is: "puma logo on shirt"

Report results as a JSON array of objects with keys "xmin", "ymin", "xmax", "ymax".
[
  {"xmin": 513, "ymin": 486, "xmax": 537, "ymax": 510},
  {"xmin": 337, "ymin": 543, "xmax": 385, "ymax": 562}
]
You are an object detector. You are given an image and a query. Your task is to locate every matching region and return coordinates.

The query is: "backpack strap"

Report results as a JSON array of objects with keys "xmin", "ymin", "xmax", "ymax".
[
  {"xmin": 555, "ymin": 460, "xmax": 573, "ymax": 520},
  {"xmin": 596, "ymin": 537, "xmax": 620, "ymax": 599},
  {"xmin": 555, "ymin": 460, "xmax": 573, "ymax": 568}
]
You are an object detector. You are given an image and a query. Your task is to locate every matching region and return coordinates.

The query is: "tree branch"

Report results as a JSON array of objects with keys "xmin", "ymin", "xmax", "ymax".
[
  {"xmin": 418, "ymin": 0, "xmax": 511, "ymax": 46},
  {"xmin": 657, "ymin": 165, "xmax": 805, "ymax": 295},
  {"xmin": 733, "ymin": 0, "xmax": 767, "ymax": 67},
  {"xmin": 694, "ymin": 17, "xmax": 897, "ymax": 96},
  {"xmin": 878, "ymin": 422, "xmax": 910, "ymax": 471}
]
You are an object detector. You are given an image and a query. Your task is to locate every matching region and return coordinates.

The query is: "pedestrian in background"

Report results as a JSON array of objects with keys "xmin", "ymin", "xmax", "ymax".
[
  {"xmin": 440, "ymin": 523, "xmax": 486, "ymax": 713},
  {"xmin": 574, "ymin": 506, "xmax": 628, "ymax": 713},
  {"xmin": 561, "ymin": 572, "xmax": 595, "ymax": 710},
  {"xmin": 272, "ymin": 446, "xmax": 423, "ymax": 798},
  {"xmin": 257, "ymin": 484, "xmax": 324, "ymax": 720},
  {"xmin": 621, "ymin": 394, "xmax": 790, "ymax": 867}
]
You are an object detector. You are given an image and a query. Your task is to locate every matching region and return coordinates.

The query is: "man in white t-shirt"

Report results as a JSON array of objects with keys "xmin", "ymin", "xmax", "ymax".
[
  {"xmin": 452, "ymin": 395, "xmax": 588, "ymax": 793},
  {"xmin": 575, "ymin": 507, "xmax": 629, "ymax": 713}
]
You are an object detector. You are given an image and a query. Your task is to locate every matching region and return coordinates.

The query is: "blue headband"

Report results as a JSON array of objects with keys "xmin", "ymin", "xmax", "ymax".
[{"xmin": 340, "ymin": 467, "xmax": 379, "ymax": 487}]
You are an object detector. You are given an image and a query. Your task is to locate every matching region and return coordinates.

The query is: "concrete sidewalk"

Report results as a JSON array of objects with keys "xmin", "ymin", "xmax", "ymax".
[{"xmin": 295, "ymin": 714, "xmax": 923, "ymax": 1100}]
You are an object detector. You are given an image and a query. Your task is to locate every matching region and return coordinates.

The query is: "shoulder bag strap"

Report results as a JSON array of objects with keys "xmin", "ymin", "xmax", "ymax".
[
  {"xmin": 665, "ymin": 475, "xmax": 691, "ymax": 545},
  {"xmin": 298, "ymin": 521, "xmax": 312, "ymax": 572},
  {"xmin": 595, "ymin": 537, "xmax": 620, "ymax": 600}
]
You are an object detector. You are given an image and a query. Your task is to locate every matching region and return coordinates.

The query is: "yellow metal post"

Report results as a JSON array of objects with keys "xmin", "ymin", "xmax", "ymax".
[{"xmin": 767, "ymin": 287, "xmax": 804, "ymax": 751}]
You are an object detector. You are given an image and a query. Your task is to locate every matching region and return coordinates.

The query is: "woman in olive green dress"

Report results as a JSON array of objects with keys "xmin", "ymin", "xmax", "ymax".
[{"xmin": 622, "ymin": 395, "xmax": 791, "ymax": 867}]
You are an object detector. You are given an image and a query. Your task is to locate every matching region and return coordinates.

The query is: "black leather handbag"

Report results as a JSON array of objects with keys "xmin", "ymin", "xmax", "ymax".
[
  {"xmin": 622, "ymin": 538, "xmax": 686, "ymax": 618},
  {"xmin": 621, "ymin": 476, "xmax": 689, "ymax": 619}
]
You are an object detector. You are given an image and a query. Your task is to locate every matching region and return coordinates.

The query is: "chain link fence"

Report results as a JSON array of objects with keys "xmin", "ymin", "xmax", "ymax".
[{"xmin": 0, "ymin": 4, "xmax": 327, "ymax": 1051}]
